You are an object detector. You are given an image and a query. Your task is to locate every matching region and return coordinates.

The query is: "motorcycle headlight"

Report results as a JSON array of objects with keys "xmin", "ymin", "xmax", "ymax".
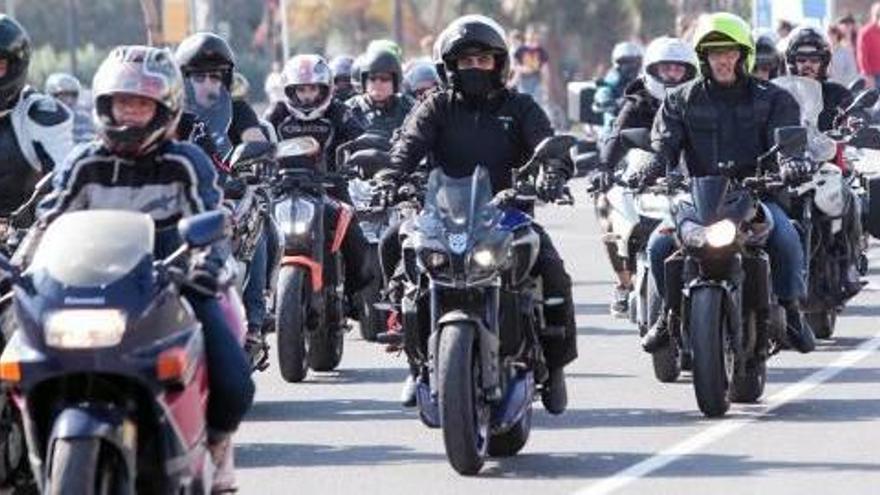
[
  {"xmin": 292, "ymin": 221, "xmax": 309, "ymax": 235},
  {"xmin": 419, "ymin": 250, "xmax": 449, "ymax": 271},
  {"xmin": 705, "ymin": 219, "xmax": 737, "ymax": 247},
  {"xmin": 681, "ymin": 219, "xmax": 736, "ymax": 248},
  {"xmin": 472, "ymin": 248, "xmax": 495, "ymax": 268},
  {"xmin": 45, "ymin": 309, "xmax": 127, "ymax": 349}
]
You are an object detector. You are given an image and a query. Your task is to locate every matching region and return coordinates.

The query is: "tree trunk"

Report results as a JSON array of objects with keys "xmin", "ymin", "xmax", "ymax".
[{"xmin": 140, "ymin": 0, "xmax": 162, "ymax": 46}]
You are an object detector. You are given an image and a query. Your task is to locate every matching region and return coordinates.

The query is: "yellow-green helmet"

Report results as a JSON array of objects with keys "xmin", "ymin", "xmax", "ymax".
[{"xmin": 692, "ymin": 12, "xmax": 755, "ymax": 75}]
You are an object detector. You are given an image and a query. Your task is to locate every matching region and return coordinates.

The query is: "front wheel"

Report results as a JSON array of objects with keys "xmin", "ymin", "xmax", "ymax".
[
  {"xmin": 688, "ymin": 287, "xmax": 732, "ymax": 418},
  {"xmin": 438, "ymin": 323, "xmax": 488, "ymax": 475},
  {"xmin": 651, "ymin": 342, "xmax": 681, "ymax": 383},
  {"xmin": 45, "ymin": 438, "xmax": 128, "ymax": 495},
  {"xmin": 276, "ymin": 266, "xmax": 309, "ymax": 383}
]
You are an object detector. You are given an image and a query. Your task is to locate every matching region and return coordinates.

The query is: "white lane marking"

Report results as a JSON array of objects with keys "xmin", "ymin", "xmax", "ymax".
[{"xmin": 573, "ymin": 330, "xmax": 880, "ymax": 495}]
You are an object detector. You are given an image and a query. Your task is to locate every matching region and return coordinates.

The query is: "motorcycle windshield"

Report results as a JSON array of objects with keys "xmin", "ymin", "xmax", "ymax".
[
  {"xmin": 184, "ymin": 79, "xmax": 233, "ymax": 157},
  {"xmin": 689, "ymin": 176, "xmax": 731, "ymax": 225},
  {"xmin": 420, "ymin": 166, "xmax": 498, "ymax": 246},
  {"xmin": 772, "ymin": 76, "xmax": 823, "ymax": 127},
  {"xmin": 30, "ymin": 211, "xmax": 154, "ymax": 287}
]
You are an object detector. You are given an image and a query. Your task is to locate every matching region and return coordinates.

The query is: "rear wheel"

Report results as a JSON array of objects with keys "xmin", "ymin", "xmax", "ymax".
[
  {"xmin": 438, "ymin": 323, "xmax": 488, "ymax": 475},
  {"xmin": 689, "ymin": 287, "xmax": 732, "ymax": 418},
  {"xmin": 805, "ymin": 310, "xmax": 835, "ymax": 340},
  {"xmin": 276, "ymin": 267, "xmax": 309, "ymax": 383},
  {"xmin": 46, "ymin": 438, "xmax": 128, "ymax": 495},
  {"xmin": 730, "ymin": 359, "xmax": 767, "ymax": 403},
  {"xmin": 652, "ymin": 342, "xmax": 681, "ymax": 383},
  {"xmin": 356, "ymin": 283, "xmax": 385, "ymax": 342}
]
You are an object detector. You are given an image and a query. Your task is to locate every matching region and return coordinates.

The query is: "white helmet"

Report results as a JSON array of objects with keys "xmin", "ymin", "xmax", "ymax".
[
  {"xmin": 642, "ymin": 36, "xmax": 698, "ymax": 100},
  {"xmin": 282, "ymin": 54, "xmax": 334, "ymax": 121},
  {"xmin": 45, "ymin": 72, "xmax": 82, "ymax": 98},
  {"xmin": 611, "ymin": 41, "xmax": 644, "ymax": 64}
]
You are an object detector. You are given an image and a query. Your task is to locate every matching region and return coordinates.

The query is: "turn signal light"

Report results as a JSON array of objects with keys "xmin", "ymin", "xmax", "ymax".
[
  {"xmin": 0, "ymin": 352, "xmax": 21, "ymax": 383},
  {"xmin": 156, "ymin": 348, "xmax": 188, "ymax": 383}
]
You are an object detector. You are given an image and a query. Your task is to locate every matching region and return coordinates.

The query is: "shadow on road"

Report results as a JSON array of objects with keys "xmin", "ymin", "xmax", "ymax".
[
  {"xmin": 246, "ymin": 398, "xmax": 410, "ymax": 422},
  {"xmin": 531, "ymin": 407, "xmax": 700, "ymax": 430},
  {"xmin": 575, "ymin": 302, "xmax": 612, "ymax": 317},
  {"xmin": 769, "ymin": 365, "xmax": 880, "ymax": 384},
  {"xmin": 576, "ymin": 325, "xmax": 638, "ymax": 337},
  {"xmin": 763, "ymin": 398, "xmax": 880, "ymax": 422},
  {"xmin": 482, "ymin": 452, "xmax": 880, "ymax": 479},
  {"xmin": 840, "ymin": 304, "xmax": 880, "ymax": 317},
  {"xmin": 236, "ymin": 442, "xmax": 445, "ymax": 468}
]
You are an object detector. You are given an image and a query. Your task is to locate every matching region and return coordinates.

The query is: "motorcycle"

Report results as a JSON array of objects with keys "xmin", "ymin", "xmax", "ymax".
[
  {"xmin": 336, "ymin": 134, "xmax": 395, "ymax": 342},
  {"xmin": 661, "ymin": 127, "xmax": 807, "ymax": 418},
  {"xmin": 400, "ymin": 136, "xmax": 575, "ymax": 475},
  {"xmin": 225, "ymin": 142, "xmax": 277, "ymax": 370},
  {"xmin": 0, "ymin": 209, "xmax": 236, "ymax": 493},
  {"xmin": 272, "ymin": 137, "xmax": 358, "ymax": 383},
  {"xmin": 774, "ymin": 77, "xmax": 879, "ymax": 339}
]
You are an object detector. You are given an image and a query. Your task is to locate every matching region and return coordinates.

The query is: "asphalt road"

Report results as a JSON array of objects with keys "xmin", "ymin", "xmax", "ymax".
[{"xmin": 236, "ymin": 181, "xmax": 880, "ymax": 495}]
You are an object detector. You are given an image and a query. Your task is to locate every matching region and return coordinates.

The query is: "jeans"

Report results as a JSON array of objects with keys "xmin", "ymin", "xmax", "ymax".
[
  {"xmin": 648, "ymin": 200, "xmax": 806, "ymax": 303},
  {"xmin": 187, "ymin": 293, "xmax": 255, "ymax": 433},
  {"xmin": 243, "ymin": 231, "xmax": 268, "ymax": 330}
]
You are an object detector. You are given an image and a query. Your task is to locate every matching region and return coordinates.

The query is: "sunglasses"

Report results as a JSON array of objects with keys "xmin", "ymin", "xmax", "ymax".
[{"xmin": 190, "ymin": 72, "xmax": 224, "ymax": 83}]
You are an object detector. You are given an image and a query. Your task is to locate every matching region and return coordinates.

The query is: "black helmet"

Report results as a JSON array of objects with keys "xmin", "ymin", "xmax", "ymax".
[
  {"xmin": 360, "ymin": 48, "xmax": 402, "ymax": 92},
  {"xmin": 175, "ymin": 32, "xmax": 236, "ymax": 87},
  {"xmin": 437, "ymin": 15, "xmax": 509, "ymax": 90},
  {"xmin": 754, "ymin": 33, "xmax": 782, "ymax": 78},
  {"xmin": 0, "ymin": 15, "xmax": 30, "ymax": 111},
  {"xmin": 330, "ymin": 55, "xmax": 354, "ymax": 82},
  {"xmin": 785, "ymin": 26, "xmax": 831, "ymax": 78}
]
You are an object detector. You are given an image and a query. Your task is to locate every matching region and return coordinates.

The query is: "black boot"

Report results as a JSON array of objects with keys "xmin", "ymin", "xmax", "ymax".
[
  {"xmin": 781, "ymin": 300, "xmax": 816, "ymax": 354},
  {"xmin": 244, "ymin": 326, "xmax": 270, "ymax": 372},
  {"xmin": 541, "ymin": 366, "xmax": 568, "ymax": 415},
  {"xmin": 641, "ymin": 315, "xmax": 669, "ymax": 353}
]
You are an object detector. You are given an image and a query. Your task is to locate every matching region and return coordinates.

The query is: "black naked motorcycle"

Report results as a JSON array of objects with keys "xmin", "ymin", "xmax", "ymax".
[
  {"xmin": 400, "ymin": 136, "xmax": 575, "ymax": 475},
  {"xmin": 662, "ymin": 127, "xmax": 807, "ymax": 418}
]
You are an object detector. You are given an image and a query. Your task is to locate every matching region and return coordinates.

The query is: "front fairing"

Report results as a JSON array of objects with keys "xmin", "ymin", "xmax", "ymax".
[
  {"xmin": 274, "ymin": 193, "xmax": 319, "ymax": 255},
  {"xmin": 413, "ymin": 167, "xmax": 511, "ymax": 286},
  {"xmin": 674, "ymin": 176, "xmax": 754, "ymax": 227}
]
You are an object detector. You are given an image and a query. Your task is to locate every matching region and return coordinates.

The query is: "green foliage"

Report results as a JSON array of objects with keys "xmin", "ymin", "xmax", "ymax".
[{"xmin": 28, "ymin": 44, "xmax": 110, "ymax": 91}]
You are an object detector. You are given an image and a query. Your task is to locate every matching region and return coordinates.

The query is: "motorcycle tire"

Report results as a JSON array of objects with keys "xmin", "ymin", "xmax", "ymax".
[
  {"xmin": 308, "ymin": 325, "xmax": 344, "ymax": 372},
  {"xmin": 689, "ymin": 287, "xmax": 732, "ymax": 418},
  {"xmin": 487, "ymin": 404, "xmax": 532, "ymax": 457},
  {"xmin": 45, "ymin": 438, "xmax": 128, "ymax": 495},
  {"xmin": 276, "ymin": 266, "xmax": 310, "ymax": 383},
  {"xmin": 651, "ymin": 342, "xmax": 681, "ymax": 383},
  {"xmin": 730, "ymin": 359, "xmax": 767, "ymax": 403},
  {"xmin": 806, "ymin": 310, "xmax": 836, "ymax": 340},
  {"xmin": 438, "ymin": 322, "xmax": 488, "ymax": 475},
  {"xmin": 356, "ymin": 283, "xmax": 385, "ymax": 342}
]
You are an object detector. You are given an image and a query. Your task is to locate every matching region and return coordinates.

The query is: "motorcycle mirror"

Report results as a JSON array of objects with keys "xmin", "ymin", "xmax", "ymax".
[
  {"xmin": 532, "ymin": 134, "xmax": 579, "ymax": 163},
  {"xmin": 347, "ymin": 149, "xmax": 391, "ymax": 179},
  {"xmin": 848, "ymin": 77, "xmax": 867, "ymax": 94},
  {"xmin": 574, "ymin": 152, "xmax": 600, "ymax": 175},
  {"xmin": 773, "ymin": 126, "xmax": 807, "ymax": 158},
  {"xmin": 849, "ymin": 126, "xmax": 880, "ymax": 150},
  {"xmin": 843, "ymin": 88, "xmax": 879, "ymax": 116},
  {"xmin": 277, "ymin": 137, "xmax": 321, "ymax": 159},
  {"xmin": 178, "ymin": 211, "xmax": 227, "ymax": 249},
  {"xmin": 229, "ymin": 141, "xmax": 275, "ymax": 170},
  {"xmin": 619, "ymin": 128, "xmax": 652, "ymax": 152}
]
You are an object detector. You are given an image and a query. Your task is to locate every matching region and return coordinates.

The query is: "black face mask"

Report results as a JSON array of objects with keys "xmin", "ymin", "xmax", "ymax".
[{"xmin": 455, "ymin": 68, "xmax": 495, "ymax": 99}]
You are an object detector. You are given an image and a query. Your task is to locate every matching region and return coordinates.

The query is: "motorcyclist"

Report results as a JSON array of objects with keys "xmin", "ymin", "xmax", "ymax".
[
  {"xmin": 0, "ymin": 15, "xmax": 72, "ymax": 221},
  {"xmin": 330, "ymin": 55, "xmax": 358, "ymax": 102},
  {"xmin": 784, "ymin": 26, "xmax": 853, "ymax": 132},
  {"xmin": 593, "ymin": 41, "xmax": 643, "ymax": 134},
  {"xmin": 175, "ymin": 32, "xmax": 276, "ymax": 365},
  {"xmin": 403, "ymin": 59, "xmax": 442, "ymax": 102},
  {"xmin": 752, "ymin": 32, "xmax": 783, "ymax": 81},
  {"xmin": 44, "ymin": 72, "xmax": 94, "ymax": 144},
  {"xmin": 597, "ymin": 36, "xmax": 698, "ymax": 316},
  {"xmin": 346, "ymin": 48, "xmax": 414, "ymax": 138},
  {"xmin": 388, "ymin": 15, "xmax": 577, "ymax": 414},
  {"xmin": 784, "ymin": 25, "xmax": 862, "ymax": 298},
  {"xmin": 263, "ymin": 53, "xmax": 375, "ymax": 304},
  {"xmin": 33, "ymin": 45, "xmax": 254, "ymax": 491},
  {"xmin": 639, "ymin": 12, "xmax": 816, "ymax": 354}
]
